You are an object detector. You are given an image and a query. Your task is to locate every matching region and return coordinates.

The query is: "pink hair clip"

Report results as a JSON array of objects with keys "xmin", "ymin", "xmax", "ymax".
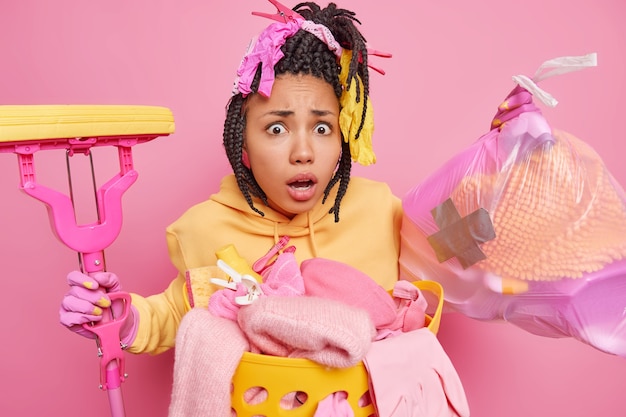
[
  {"xmin": 362, "ymin": 48, "xmax": 393, "ymax": 75},
  {"xmin": 252, "ymin": 0, "xmax": 304, "ymax": 23},
  {"xmin": 234, "ymin": 0, "xmax": 392, "ymax": 97}
]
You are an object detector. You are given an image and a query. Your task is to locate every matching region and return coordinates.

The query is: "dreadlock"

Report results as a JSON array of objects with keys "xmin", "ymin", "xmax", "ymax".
[{"xmin": 222, "ymin": 2, "xmax": 371, "ymax": 222}]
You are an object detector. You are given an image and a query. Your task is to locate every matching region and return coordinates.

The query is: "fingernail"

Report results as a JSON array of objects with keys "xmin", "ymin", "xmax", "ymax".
[
  {"xmin": 83, "ymin": 281, "xmax": 95, "ymax": 289},
  {"xmin": 93, "ymin": 307, "xmax": 103, "ymax": 316},
  {"xmin": 96, "ymin": 297, "xmax": 111, "ymax": 308}
]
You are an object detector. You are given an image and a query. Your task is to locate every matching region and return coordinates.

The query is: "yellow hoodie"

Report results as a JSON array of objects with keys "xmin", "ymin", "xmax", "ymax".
[{"xmin": 129, "ymin": 174, "xmax": 402, "ymax": 354}]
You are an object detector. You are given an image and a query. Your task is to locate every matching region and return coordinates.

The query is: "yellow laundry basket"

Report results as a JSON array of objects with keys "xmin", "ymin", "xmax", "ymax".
[{"xmin": 231, "ymin": 280, "xmax": 444, "ymax": 417}]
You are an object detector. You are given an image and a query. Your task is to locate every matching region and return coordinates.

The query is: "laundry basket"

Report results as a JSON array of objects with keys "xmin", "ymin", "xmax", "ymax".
[{"xmin": 231, "ymin": 280, "xmax": 444, "ymax": 417}]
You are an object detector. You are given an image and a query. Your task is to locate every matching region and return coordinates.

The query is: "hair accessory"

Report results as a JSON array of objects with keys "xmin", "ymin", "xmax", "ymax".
[
  {"xmin": 251, "ymin": 0, "xmax": 301, "ymax": 23},
  {"xmin": 233, "ymin": 20, "xmax": 302, "ymax": 97},
  {"xmin": 234, "ymin": 0, "xmax": 344, "ymax": 97},
  {"xmin": 236, "ymin": 0, "xmax": 388, "ymax": 166},
  {"xmin": 300, "ymin": 20, "xmax": 343, "ymax": 57},
  {"xmin": 363, "ymin": 48, "xmax": 393, "ymax": 75},
  {"xmin": 253, "ymin": 0, "xmax": 343, "ymax": 54},
  {"xmin": 339, "ymin": 50, "xmax": 376, "ymax": 165}
]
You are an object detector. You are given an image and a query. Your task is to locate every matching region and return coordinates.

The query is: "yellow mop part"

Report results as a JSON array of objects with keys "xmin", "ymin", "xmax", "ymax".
[{"xmin": 0, "ymin": 105, "xmax": 175, "ymax": 143}]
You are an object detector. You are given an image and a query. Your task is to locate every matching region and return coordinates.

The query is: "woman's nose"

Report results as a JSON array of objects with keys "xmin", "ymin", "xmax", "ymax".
[{"xmin": 290, "ymin": 135, "xmax": 314, "ymax": 164}]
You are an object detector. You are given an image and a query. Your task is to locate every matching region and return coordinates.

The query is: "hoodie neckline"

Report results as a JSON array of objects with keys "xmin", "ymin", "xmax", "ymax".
[{"xmin": 210, "ymin": 174, "xmax": 338, "ymax": 256}]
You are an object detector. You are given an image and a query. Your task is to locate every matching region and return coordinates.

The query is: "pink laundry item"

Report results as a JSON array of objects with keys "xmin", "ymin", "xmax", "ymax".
[
  {"xmin": 301, "ymin": 258, "xmax": 427, "ymax": 336},
  {"xmin": 238, "ymin": 295, "xmax": 376, "ymax": 368},
  {"xmin": 252, "ymin": 236, "xmax": 295, "ymax": 279},
  {"xmin": 235, "ymin": 20, "xmax": 301, "ymax": 97},
  {"xmin": 257, "ymin": 249, "xmax": 305, "ymax": 296},
  {"xmin": 375, "ymin": 280, "xmax": 429, "ymax": 340},
  {"xmin": 208, "ymin": 283, "xmax": 249, "ymax": 321},
  {"xmin": 363, "ymin": 328, "xmax": 470, "ymax": 417},
  {"xmin": 208, "ymin": 249, "xmax": 305, "ymax": 321},
  {"xmin": 168, "ymin": 308, "xmax": 249, "ymax": 417},
  {"xmin": 241, "ymin": 388, "xmax": 303, "ymax": 412},
  {"xmin": 314, "ymin": 391, "xmax": 354, "ymax": 417},
  {"xmin": 392, "ymin": 280, "xmax": 427, "ymax": 333}
]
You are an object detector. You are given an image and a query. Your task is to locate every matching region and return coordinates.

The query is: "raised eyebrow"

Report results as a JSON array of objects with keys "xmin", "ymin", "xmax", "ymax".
[
  {"xmin": 311, "ymin": 109, "xmax": 337, "ymax": 117},
  {"xmin": 263, "ymin": 109, "xmax": 336, "ymax": 117},
  {"xmin": 263, "ymin": 110, "xmax": 293, "ymax": 117}
]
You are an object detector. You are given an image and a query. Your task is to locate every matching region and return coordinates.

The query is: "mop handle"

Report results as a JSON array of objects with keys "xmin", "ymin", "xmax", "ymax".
[
  {"xmin": 83, "ymin": 289, "xmax": 130, "ymax": 417},
  {"xmin": 15, "ymin": 143, "xmax": 138, "ymax": 254},
  {"xmin": 82, "ymin": 291, "xmax": 132, "ymax": 390},
  {"xmin": 1, "ymin": 105, "xmax": 175, "ymax": 417},
  {"xmin": 11, "ymin": 137, "xmax": 138, "ymax": 417}
]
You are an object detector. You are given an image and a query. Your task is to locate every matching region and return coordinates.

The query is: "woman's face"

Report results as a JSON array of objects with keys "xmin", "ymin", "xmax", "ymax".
[{"xmin": 243, "ymin": 73, "xmax": 342, "ymax": 218}]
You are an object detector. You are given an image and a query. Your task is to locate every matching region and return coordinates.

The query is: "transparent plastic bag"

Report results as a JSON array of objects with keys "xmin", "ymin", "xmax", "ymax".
[{"xmin": 400, "ymin": 55, "xmax": 626, "ymax": 357}]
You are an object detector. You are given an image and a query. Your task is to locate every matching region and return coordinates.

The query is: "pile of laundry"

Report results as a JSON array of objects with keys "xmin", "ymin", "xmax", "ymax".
[{"xmin": 169, "ymin": 237, "xmax": 469, "ymax": 417}]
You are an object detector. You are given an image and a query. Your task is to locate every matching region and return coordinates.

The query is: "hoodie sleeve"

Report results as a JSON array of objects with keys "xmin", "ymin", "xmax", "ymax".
[
  {"xmin": 126, "ymin": 197, "xmax": 237, "ymax": 354},
  {"xmin": 127, "ymin": 273, "xmax": 188, "ymax": 355}
]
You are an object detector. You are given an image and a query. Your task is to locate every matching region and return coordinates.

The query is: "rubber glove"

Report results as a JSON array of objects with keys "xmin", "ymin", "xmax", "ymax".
[{"xmin": 59, "ymin": 270, "xmax": 138, "ymax": 347}]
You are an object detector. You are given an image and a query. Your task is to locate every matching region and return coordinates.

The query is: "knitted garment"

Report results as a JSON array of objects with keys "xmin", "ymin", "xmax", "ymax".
[
  {"xmin": 450, "ymin": 129, "xmax": 626, "ymax": 281},
  {"xmin": 168, "ymin": 308, "xmax": 249, "ymax": 417},
  {"xmin": 238, "ymin": 295, "xmax": 376, "ymax": 368}
]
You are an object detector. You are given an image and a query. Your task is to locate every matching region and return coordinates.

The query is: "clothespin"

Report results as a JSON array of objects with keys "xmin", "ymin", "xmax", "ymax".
[
  {"xmin": 252, "ymin": 0, "xmax": 303, "ymax": 23},
  {"xmin": 235, "ymin": 277, "xmax": 265, "ymax": 305},
  {"xmin": 209, "ymin": 261, "xmax": 236, "ymax": 289},
  {"xmin": 210, "ymin": 259, "xmax": 245, "ymax": 289},
  {"xmin": 362, "ymin": 48, "xmax": 393, "ymax": 75},
  {"xmin": 211, "ymin": 259, "xmax": 265, "ymax": 305},
  {"xmin": 251, "ymin": 235, "xmax": 292, "ymax": 273},
  {"xmin": 368, "ymin": 48, "xmax": 393, "ymax": 59}
]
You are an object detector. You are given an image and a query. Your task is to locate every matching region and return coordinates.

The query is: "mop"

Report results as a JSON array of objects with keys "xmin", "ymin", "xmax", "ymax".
[{"xmin": 0, "ymin": 104, "xmax": 175, "ymax": 417}]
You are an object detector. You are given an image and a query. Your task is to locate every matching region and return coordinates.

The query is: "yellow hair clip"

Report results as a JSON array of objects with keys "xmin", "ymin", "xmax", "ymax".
[{"xmin": 338, "ymin": 50, "xmax": 376, "ymax": 166}]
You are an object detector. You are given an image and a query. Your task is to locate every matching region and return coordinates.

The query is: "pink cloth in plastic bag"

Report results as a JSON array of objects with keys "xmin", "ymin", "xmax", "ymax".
[{"xmin": 400, "ymin": 85, "xmax": 626, "ymax": 358}]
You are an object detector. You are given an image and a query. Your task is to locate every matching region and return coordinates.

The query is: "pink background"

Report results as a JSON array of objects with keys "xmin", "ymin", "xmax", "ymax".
[{"xmin": 1, "ymin": 1, "xmax": 625, "ymax": 416}]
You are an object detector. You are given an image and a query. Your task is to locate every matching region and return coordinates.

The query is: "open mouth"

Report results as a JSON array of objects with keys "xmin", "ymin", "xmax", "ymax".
[{"xmin": 289, "ymin": 179, "xmax": 314, "ymax": 190}]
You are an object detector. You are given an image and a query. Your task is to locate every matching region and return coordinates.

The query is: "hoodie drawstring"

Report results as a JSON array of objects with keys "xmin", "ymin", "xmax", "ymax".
[
  {"xmin": 263, "ymin": 212, "xmax": 319, "ymax": 264},
  {"xmin": 307, "ymin": 211, "xmax": 319, "ymax": 258}
]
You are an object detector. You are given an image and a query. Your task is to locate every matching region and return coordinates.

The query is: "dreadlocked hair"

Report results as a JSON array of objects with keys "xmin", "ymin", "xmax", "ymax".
[
  {"xmin": 223, "ymin": 88, "xmax": 267, "ymax": 217},
  {"xmin": 223, "ymin": 2, "xmax": 371, "ymax": 222}
]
